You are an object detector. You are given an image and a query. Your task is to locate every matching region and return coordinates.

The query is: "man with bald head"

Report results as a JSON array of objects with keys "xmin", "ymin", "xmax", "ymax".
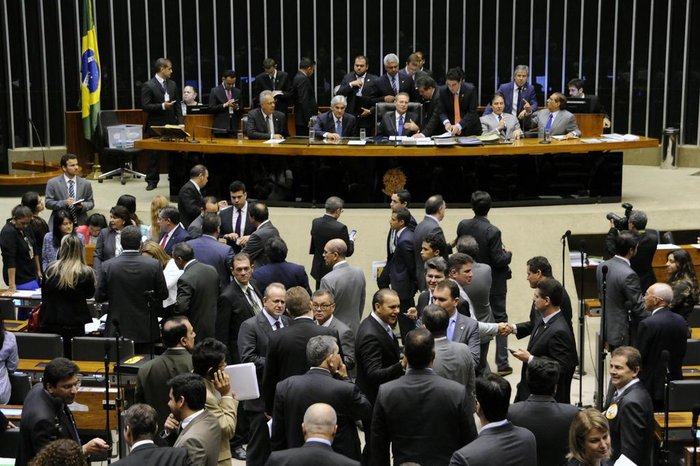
[
  {"xmin": 319, "ymin": 239, "xmax": 365, "ymax": 334},
  {"xmin": 266, "ymin": 403, "xmax": 359, "ymax": 465}
]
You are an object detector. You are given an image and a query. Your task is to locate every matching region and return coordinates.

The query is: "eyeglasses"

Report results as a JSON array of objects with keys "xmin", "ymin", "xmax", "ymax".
[{"xmin": 312, "ymin": 303, "xmax": 334, "ymax": 310}]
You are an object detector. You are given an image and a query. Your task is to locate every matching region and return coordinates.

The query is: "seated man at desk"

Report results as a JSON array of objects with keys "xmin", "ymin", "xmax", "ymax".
[
  {"xmin": 312, "ymin": 95, "xmax": 357, "ymax": 141},
  {"xmin": 480, "ymin": 93, "xmax": 523, "ymax": 140},
  {"xmin": 567, "ymin": 78, "xmax": 611, "ymax": 128},
  {"xmin": 378, "ymin": 93, "xmax": 420, "ymax": 137},
  {"xmin": 246, "ymin": 90, "xmax": 289, "ymax": 140},
  {"xmin": 524, "ymin": 92, "xmax": 581, "ymax": 139}
]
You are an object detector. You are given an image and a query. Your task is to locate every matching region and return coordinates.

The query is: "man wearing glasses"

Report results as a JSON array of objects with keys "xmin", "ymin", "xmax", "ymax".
[{"xmin": 312, "ymin": 289, "xmax": 355, "ymax": 372}]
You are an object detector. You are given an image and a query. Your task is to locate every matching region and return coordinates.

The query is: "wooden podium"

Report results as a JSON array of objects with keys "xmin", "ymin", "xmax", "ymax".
[{"xmin": 575, "ymin": 113, "xmax": 605, "ymax": 137}]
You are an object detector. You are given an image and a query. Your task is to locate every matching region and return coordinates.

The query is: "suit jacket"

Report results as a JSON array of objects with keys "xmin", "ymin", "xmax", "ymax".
[
  {"xmin": 219, "ymin": 203, "xmax": 257, "ymax": 251},
  {"xmin": 336, "ymin": 71, "xmax": 379, "ymax": 125},
  {"xmin": 604, "ymin": 381, "xmax": 654, "ymax": 466},
  {"xmin": 266, "ymin": 440, "xmax": 359, "ymax": 466},
  {"xmin": 312, "ymin": 111, "xmax": 358, "ymax": 138},
  {"xmin": 515, "ymin": 288, "xmax": 574, "ymax": 338},
  {"xmin": 516, "ymin": 312, "xmax": 578, "ymax": 403},
  {"xmin": 596, "ymin": 256, "xmax": 647, "ymax": 347},
  {"xmin": 177, "ymin": 181, "xmax": 203, "ymax": 228},
  {"xmin": 507, "ymin": 394, "xmax": 580, "ymax": 466},
  {"xmin": 245, "ymin": 107, "xmax": 289, "ymax": 140},
  {"xmin": 637, "ymin": 307, "xmax": 688, "ymax": 404},
  {"xmin": 186, "ymin": 235, "xmax": 234, "ymax": 291},
  {"xmin": 452, "ymin": 312, "xmax": 481, "ymax": 368},
  {"xmin": 378, "ymin": 110, "xmax": 419, "ymax": 137},
  {"xmin": 160, "ymin": 224, "xmax": 191, "ymax": 256},
  {"xmin": 114, "ymin": 443, "xmax": 192, "ymax": 466},
  {"xmin": 208, "ymin": 84, "xmax": 244, "ymax": 134},
  {"xmin": 173, "ymin": 410, "xmax": 221, "ymax": 466},
  {"xmin": 438, "ymin": 82, "xmax": 481, "ymax": 136},
  {"xmin": 216, "ymin": 280, "xmax": 262, "ymax": 363},
  {"xmin": 291, "ymin": 71, "xmax": 318, "ymax": 126},
  {"xmin": 44, "ymin": 175, "xmax": 94, "ymax": 227},
  {"xmin": 95, "ymin": 251, "xmax": 168, "ymax": 343},
  {"xmin": 309, "ymin": 214, "xmax": 354, "ymax": 281},
  {"xmin": 383, "ymin": 228, "xmax": 416, "ymax": 300},
  {"xmin": 372, "ymin": 71, "xmax": 416, "ymax": 103},
  {"xmin": 253, "ymin": 70, "xmax": 292, "ymax": 113},
  {"xmin": 526, "ymin": 109, "xmax": 581, "ymax": 138},
  {"xmin": 449, "ymin": 422, "xmax": 537, "ymax": 466},
  {"xmin": 141, "ymin": 76, "xmax": 182, "ymax": 134},
  {"xmin": 456, "ymin": 216, "xmax": 512, "ymax": 295},
  {"xmin": 203, "ymin": 378, "xmax": 238, "ymax": 464},
  {"xmin": 93, "ymin": 228, "xmax": 118, "ymax": 277},
  {"xmin": 433, "ymin": 337, "xmax": 476, "ymax": 405},
  {"xmin": 325, "ymin": 316, "xmax": 356, "ymax": 370},
  {"xmin": 483, "ymin": 82, "xmax": 538, "ymax": 116},
  {"xmin": 480, "ymin": 112, "xmax": 522, "ymax": 139},
  {"xmin": 319, "ymin": 262, "xmax": 366, "ymax": 334},
  {"xmin": 134, "ymin": 348, "xmax": 193, "ymax": 431},
  {"xmin": 463, "ymin": 262, "xmax": 495, "ymax": 326},
  {"xmin": 242, "ymin": 220, "xmax": 281, "ymax": 267},
  {"xmin": 604, "ymin": 228, "xmax": 659, "ymax": 292},
  {"xmin": 271, "ymin": 368, "xmax": 371, "ymax": 460},
  {"xmin": 252, "ymin": 261, "xmax": 311, "ymax": 295},
  {"xmin": 371, "ymin": 368, "xmax": 477, "ymax": 466},
  {"xmin": 262, "ymin": 317, "xmax": 340, "ymax": 414},
  {"xmin": 412, "ymin": 215, "xmax": 450, "ymax": 290},
  {"xmin": 175, "ymin": 260, "xmax": 220, "ymax": 342},
  {"xmin": 17, "ymin": 384, "xmax": 79, "ymax": 466},
  {"xmin": 355, "ymin": 315, "xmax": 404, "ymax": 405},
  {"xmin": 237, "ymin": 311, "xmax": 290, "ymax": 413}
]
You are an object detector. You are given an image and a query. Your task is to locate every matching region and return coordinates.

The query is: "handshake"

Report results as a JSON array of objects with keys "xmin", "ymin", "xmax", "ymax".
[{"xmin": 497, "ymin": 322, "xmax": 515, "ymax": 336}]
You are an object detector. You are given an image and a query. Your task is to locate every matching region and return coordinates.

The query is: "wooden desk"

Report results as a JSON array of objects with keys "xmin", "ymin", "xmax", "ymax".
[
  {"xmin": 654, "ymin": 411, "xmax": 693, "ymax": 441},
  {"xmin": 18, "ymin": 359, "xmax": 115, "ymax": 374},
  {"xmin": 692, "ymin": 328, "xmax": 699, "ymax": 339},
  {"xmin": 682, "ymin": 365, "xmax": 700, "ymax": 378},
  {"xmin": 652, "ymin": 245, "xmax": 700, "ymax": 283}
]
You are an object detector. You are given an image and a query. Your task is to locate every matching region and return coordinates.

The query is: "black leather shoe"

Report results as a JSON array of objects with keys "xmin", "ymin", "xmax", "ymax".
[
  {"xmin": 145, "ymin": 183, "xmax": 157, "ymax": 191},
  {"xmin": 496, "ymin": 366, "xmax": 513, "ymax": 376},
  {"xmin": 232, "ymin": 446, "xmax": 246, "ymax": 461}
]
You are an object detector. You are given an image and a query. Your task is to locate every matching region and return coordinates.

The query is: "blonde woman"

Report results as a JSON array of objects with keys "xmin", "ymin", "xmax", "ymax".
[
  {"xmin": 148, "ymin": 195, "xmax": 170, "ymax": 241},
  {"xmin": 140, "ymin": 240, "xmax": 182, "ymax": 316},
  {"xmin": 566, "ymin": 408, "xmax": 612, "ymax": 466}
]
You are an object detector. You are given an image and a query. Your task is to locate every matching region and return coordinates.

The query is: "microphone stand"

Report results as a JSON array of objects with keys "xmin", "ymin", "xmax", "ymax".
[
  {"xmin": 103, "ymin": 340, "xmax": 112, "ymax": 464},
  {"xmin": 144, "ymin": 290, "xmax": 156, "ymax": 359},
  {"xmin": 28, "ymin": 118, "xmax": 47, "ymax": 172},
  {"xmin": 576, "ymin": 241, "xmax": 586, "ymax": 408},
  {"xmin": 596, "ymin": 265, "xmax": 608, "ymax": 411},
  {"xmin": 660, "ymin": 354, "xmax": 671, "ymax": 465},
  {"xmin": 693, "ymin": 409, "xmax": 698, "ymax": 466},
  {"xmin": 112, "ymin": 320, "xmax": 123, "ymax": 460},
  {"xmin": 560, "ymin": 230, "xmax": 570, "ymax": 289},
  {"xmin": 190, "ymin": 126, "xmax": 227, "ymax": 144}
]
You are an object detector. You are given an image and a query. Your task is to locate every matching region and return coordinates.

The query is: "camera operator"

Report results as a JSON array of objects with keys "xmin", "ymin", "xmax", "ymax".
[{"xmin": 604, "ymin": 208, "xmax": 658, "ymax": 292}]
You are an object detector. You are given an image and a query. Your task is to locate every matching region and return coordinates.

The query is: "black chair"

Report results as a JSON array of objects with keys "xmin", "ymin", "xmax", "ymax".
[
  {"xmin": 688, "ymin": 305, "xmax": 700, "ymax": 327},
  {"xmin": 15, "ymin": 333, "xmax": 63, "ymax": 359},
  {"xmin": 682, "ymin": 339, "xmax": 700, "ymax": 365},
  {"xmin": 668, "ymin": 379, "xmax": 700, "ymax": 411},
  {"xmin": 71, "ymin": 336, "xmax": 135, "ymax": 362},
  {"xmin": 374, "ymin": 102, "xmax": 423, "ymax": 136},
  {"xmin": 8, "ymin": 372, "xmax": 32, "ymax": 404},
  {"xmin": 0, "ymin": 299, "xmax": 15, "ymax": 320},
  {"xmin": 97, "ymin": 110, "xmax": 145, "ymax": 185}
]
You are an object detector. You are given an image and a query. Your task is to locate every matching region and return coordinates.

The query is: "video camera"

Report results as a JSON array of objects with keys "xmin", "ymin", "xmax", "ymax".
[{"xmin": 606, "ymin": 203, "xmax": 634, "ymax": 231}]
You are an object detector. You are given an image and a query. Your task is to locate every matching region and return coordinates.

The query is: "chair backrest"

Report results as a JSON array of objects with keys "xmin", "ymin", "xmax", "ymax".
[
  {"xmin": 682, "ymin": 339, "xmax": 700, "ymax": 365},
  {"xmin": 668, "ymin": 379, "xmax": 700, "ymax": 411},
  {"xmin": 15, "ymin": 333, "xmax": 63, "ymax": 360},
  {"xmin": 8, "ymin": 372, "xmax": 32, "ymax": 404},
  {"xmin": 0, "ymin": 299, "xmax": 15, "ymax": 320},
  {"xmin": 72, "ymin": 336, "xmax": 135, "ymax": 362},
  {"xmin": 375, "ymin": 102, "xmax": 423, "ymax": 135},
  {"xmin": 688, "ymin": 305, "xmax": 700, "ymax": 327},
  {"xmin": 98, "ymin": 110, "xmax": 120, "ymax": 147}
]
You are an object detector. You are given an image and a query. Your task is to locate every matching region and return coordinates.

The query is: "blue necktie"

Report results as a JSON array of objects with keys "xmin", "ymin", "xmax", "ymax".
[
  {"xmin": 68, "ymin": 179, "xmax": 75, "ymax": 198},
  {"xmin": 335, "ymin": 119, "xmax": 342, "ymax": 136},
  {"xmin": 397, "ymin": 115, "xmax": 404, "ymax": 136},
  {"xmin": 545, "ymin": 113, "xmax": 554, "ymax": 131},
  {"xmin": 447, "ymin": 319, "xmax": 455, "ymax": 340},
  {"xmin": 392, "ymin": 76, "xmax": 398, "ymax": 94}
]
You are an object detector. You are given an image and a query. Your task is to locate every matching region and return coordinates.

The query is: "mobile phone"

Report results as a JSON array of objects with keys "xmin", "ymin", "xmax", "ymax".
[
  {"xmin": 506, "ymin": 348, "xmax": 516, "ymax": 354},
  {"xmin": 349, "ymin": 229, "xmax": 357, "ymax": 240}
]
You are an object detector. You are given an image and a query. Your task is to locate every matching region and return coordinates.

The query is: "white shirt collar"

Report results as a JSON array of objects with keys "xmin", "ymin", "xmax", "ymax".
[
  {"xmin": 615, "ymin": 378, "xmax": 640, "ymax": 397},
  {"xmin": 63, "ymin": 174, "xmax": 77, "ymax": 183},
  {"xmin": 262, "ymin": 309, "xmax": 283, "ymax": 328},
  {"xmin": 651, "ymin": 306, "xmax": 664, "ymax": 316},
  {"xmin": 541, "ymin": 309, "xmax": 561, "ymax": 325},
  {"xmin": 305, "ymin": 437, "xmax": 332, "ymax": 447},
  {"xmin": 180, "ymin": 409, "xmax": 204, "ymax": 430},
  {"xmin": 371, "ymin": 312, "xmax": 393, "ymax": 334},
  {"xmin": 614, "ymin": 255, "xmax": 631, "ymax": 266},
  {"xmin": 333, "ymin": 260, "xmax": 347, "ymax": 269},
  {"xmin": 155, "ymin": 74, "xmax": 166, "ymax": 85},
  {"xmin": 130, "ymin": 440, "xmax": 154, "ymax": 451},
  {"xmin": 319, "ymin": 315, "xmax": 333, "ymax": 327},
  {"xmin": 189, "ymin": 179, "xmax": 201, "ymax": 193},
  {"xmin": 480, "ymin": 419, "xmax": 510, "ymax": 432}
]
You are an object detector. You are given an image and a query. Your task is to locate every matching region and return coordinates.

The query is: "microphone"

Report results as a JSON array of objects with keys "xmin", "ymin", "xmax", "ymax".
[
  {"xmin": 190, "ymin": 125, "xmax": 228, "ymax": 144},
  {"xmin": 104, "ymin": 340, "xmax": 112, "ymax": 355},
  {"xmin": 28, "ymin": 118, "xmax": 47, "ymax": 172},
  {"xmin": 692, "ymin": 404, "xmax": 700, "ymax": 430},
  {"xmin": 561, "ymin": 230, "xmax": 571, "ymax": 240},
  {"xmin": 661, "ymin": 349, "xmax": 670, "ymax": 375}
]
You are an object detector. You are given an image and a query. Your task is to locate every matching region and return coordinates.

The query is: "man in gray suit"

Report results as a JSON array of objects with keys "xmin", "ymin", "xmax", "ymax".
[
  {"xmin": 312, "ymin": 289, "xmax": 355, "ymax": 371},
  {"xmin": 450, "ymin": 375, "xmax": 537, "ymax": 466},
  {"xmin": 525, "ymin": 92, "xmax": 581, "ymax": 139},
  {"xmin": 431, "ymin": 280, "xmax": 481, "ymax": 366},
  {"xmin": 45, "ymin": 153, "xmax": 94, "ymax": 227},
  {"xmin": 442, "ymin": 257, "xmax": 483, "ymax": 367},
  {"xmin": 164, "ymin": 373, "xmax": 221, "ymax": 466},
  {"xmin": 242, "ymin": 201, "xmax": 280, "ymax": 268},
  {"xmin": 596, "ymin": 231, "xmax": 647, "ymax": 349},
  {"xmin": 480, "ymin": 93, "xmax": 524, "ymax": 140},
  {"xmin": 319, "ymin": 239, "xmax": 366, "ymax": 334}
]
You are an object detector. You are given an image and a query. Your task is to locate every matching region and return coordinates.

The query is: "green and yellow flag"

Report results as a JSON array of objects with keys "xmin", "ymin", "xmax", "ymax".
[{"xmin": 80, "ymin": 0, "xmax": 101, "ymax": 140}]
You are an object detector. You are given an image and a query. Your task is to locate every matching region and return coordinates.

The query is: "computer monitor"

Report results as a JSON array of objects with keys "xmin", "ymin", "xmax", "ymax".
[{"xmin": 566, "ymin": 97, "xmax": 593, "ymax": 114}]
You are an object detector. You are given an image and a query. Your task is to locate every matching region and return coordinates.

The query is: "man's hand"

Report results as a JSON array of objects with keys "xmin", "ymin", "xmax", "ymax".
[
  {"xmin": 497, "ymin": 322, "xmax": 513, "ymax": 336},
  {"xmin": 223, "ymin": 232, "xmax": 240, "ymax": 243},
  {"xmin": 405, "ymin": 307, "xmax": 418, "ymax": 321},
  {"xmin": 350, "ymin": 78, "xmax": 363, "ymax": 88},
  {"xmin": 497, "ymin": 118, "xmax": 506, "ymax": 131},
  {"xmin": 384, "ymin": 95, "xmax": 396, "ymax": 103},
  {"xmin": 164, "ymin": 413, "xmax": 179, "ymax": 433},
  {"xmin": 82, "ymin": 437, "xmax": 110, "ymax": 456},
  {"xmin": 521, "ymin": 100, "xmax": 531, "ymax": 115},
  {"xmin": 512, "ymin": 129, "xmax": 523, "ymax": 140},
  {"xmin": 512, "ymin": 348, "xmax": 530, "ymax": 362},
  {"xmin": 565, "ymin": 132, "xmax": 578, "ymax": 139},
  {"xmin": 400, "ymin": 355, "xmax": 408, "ymax": 370},
  {"xmin": 603, "ymin": 117, "xmax": 611, "ymax": 128},
  {"xmin": 237, "ymin": 235, "xmax": 250, "ymax": 246},
  {"xmin": 360, "ymin": 107, "xmax": 371, "ymax": 117},
  {"xmin": 164, "ymin": 101, "xmax": 175, "ymax": 109},
  {"xmin": 450, "ymin": 125, "xmax": 462, "ymax": 136},
  {"xmin": 404, "ymin": 119, "xmax": 419, "ymax": 133},
  {"xmin": 213, "ymin": 369, "xmax": 231, "ymax": 397},
  {"xmin": 329, "ymin": 358, "xmax": 348, "ymax": 380},
  {"xmin": 325, "ymin": 133, "xmax": 341, "ymax": 142}
]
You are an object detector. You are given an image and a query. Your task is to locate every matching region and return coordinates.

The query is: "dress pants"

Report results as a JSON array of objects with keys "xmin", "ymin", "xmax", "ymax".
[
  {"xmin": 490, "ymin": 292, "xmax": 510, "ymax": 370},
  {"xmin": 245, "ymin": 409, "xmax": 270, "ymax": 466}
]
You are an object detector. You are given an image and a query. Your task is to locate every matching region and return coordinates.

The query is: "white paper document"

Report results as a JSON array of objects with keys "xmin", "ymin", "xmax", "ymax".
[{"xmin": 225, "ymin": 363, "xmax": 260, "ymax": 400}]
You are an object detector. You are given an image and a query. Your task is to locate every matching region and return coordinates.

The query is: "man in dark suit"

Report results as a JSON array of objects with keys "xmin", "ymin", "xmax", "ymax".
[
  {"xmin": 157, "ymin": 206, "xmax": 190, "ymax": 256},
  {"xmin": 457, "ymin": 190, "xmax": 513, "ymax": 375},
  {"xmin": 605, "ymin": 346, "xmax": 654, "ymax": 466},
  {"xmin": 335, "ymin": 55, "xmax": 378, "ymax": 134},
  {"xmin": 372, "ymin": 53, "xmax": 416, "ymax": 104},
  {"xmin": 115, "ymin": 404, "xmax": 191, "ymax": 466},
  {"xmin": 141, "ymin": 57, "xmax": 182, "ymax": 190},
  {"xmin": 245, "ymin": 90, "xmax": 289, "ymax": 140},
  {"xmin": 507, "ymin": 358, "xmax": 579, "ymax": 466},
  {"xmin": 379, "ymin": 207, "xmax": 416, "ymax": 342},
  {"xmin": 252, "ymin": 237, "xmax": 311, "ymax": 294},
  {"xmin": 186, "ymin": 213, "xmax": 234, "ymax": 291},
  {"xmin": 209, "ymin": 69, "xmax": 244, "ymax": 137},
  {"xmin": 262, "ymin": 287, "xmax": 340, "ymax": 415},
  {"xmin": 134, "ymin": 316, "xmax": 195, "ymax": 436},
  {"xmin": 291, "ymin": 57, "xmax": 318, "ymax": 136},
  {"xmin": 483, "ymin": 65, "xmax": 538, "ymax": 120},
  {"xmin": 372, "ymin": 328, "xmax": 477, "ymax": 466},
  {"xmin": 17, "ymin": 358, "xmax": 110, "ymax": 465},
  {"xmin": 309, "ymin": 196, "xmax": 354, "ymax": 288},
  {"xmin": 312, "ymin": 95, "xmax": 358, "ymax": 140},
  {"xmin": 596, "ymin": 231, "xmax": 647, "ymax": 349},
  {"xmin": 377, "ymin": 92, "xmax": 420, "ymax": 137},
  {"xmin": 252, "ymin": 58, "xmax": 292, "ymax": 113},
  {"xmin": 450, "ymin": 375, "xmax": 537, "ymax": 466},
  {"xmin": 355, "ymin": 289, "xmax": 407, "ymax": 462},
  {"xmin": 173, "ymin": 242, "xmax": 219, "ymax": 343},
  {"xmin": 237, "ymin": 283, "xmax": 290, "ymax": 466},
  {"xmin": 177, "ymin": 164, "xmax": 208, "ymax": 229},
  {"xmin": 524, "ymin": 92, "xmax": 581, "ymax": 139},
  {"xmin": 512, "ymin": 278, "xmax": 578, "ymax": 403},
  {"xmin": 438, "ymin": 67, "xmax": 481, "ymax": 136},
  {"xmin": 95, "ymin": 226, "xmax": 168, "ymax": 349},
  {"xmin": 414, "ymin": 75, "xmax": 444, "ymax": 137},
  {"xmin": 242, "ymin": 201, "xmax": 280, "ymax": 267},
  {"xmin": 267, "ymin": 403, "xmax": 359, "ymax": 466},
  {"xmin": 271, "ymin": 335, "xmax": 370, "ymax": 460},
  {"xmin": 637, "ymin": 282, "xmax": 688, "ymax": 410},
  {"xmin": 604, "ymin": 210, "xmax": 659, "ymax": 292},
  {"xmin": 219, "ymin": 180, "xmax": 257, "ymax": 252},
  {"xmin": 312, "ymin": 289, "xmax": 356, "ymax": 372},
  {"xmin": 412, "ymin": 194, "xmax": 450, "ymax": 290},
  {"xmin": 44, "ymin": 153, "xmax": 94, "ymax": 227}
]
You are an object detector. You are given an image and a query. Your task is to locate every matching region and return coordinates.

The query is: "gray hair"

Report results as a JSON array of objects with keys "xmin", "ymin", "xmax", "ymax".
[
  {"xmin": 514, "ymin": 65, "xmax": 529, "ymax": 76},
  {"xmin": 324, "ymin": 196, "xmax": 344, "ymax": 213},
  {"xmin": 383, "ymin": 53, "xmax": 399, "ymax": 67},
  {"xmin": 330, "ymin": 95, "xmax": 347, "ymax": 107},
  {"xmin": 456, "ymin": 235, "xmax": 479, "ymax": 258},
  {"xmin": 259, "ymin": 90, "xmax": 275, "ymax": 104},
  {"xmin": 649, "ymin": 282, "xmax": 673, "ymax": 304},
  {"xmin": 306, "ymin": 335, "xmax": 338, "ymax": 367},
  {"xmin": 629, "ymin": 210, "xmax": 648, "ymax": 230}
]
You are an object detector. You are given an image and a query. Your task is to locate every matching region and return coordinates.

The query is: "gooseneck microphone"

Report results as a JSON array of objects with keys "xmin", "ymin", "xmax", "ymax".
[{"xmin": 28, "ymin": 118, "xmax": 47, "ymax": 172}]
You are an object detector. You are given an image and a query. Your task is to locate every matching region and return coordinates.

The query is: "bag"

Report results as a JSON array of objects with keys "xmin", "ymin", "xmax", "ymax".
[{"xmin": 27, "ymin": 304, "xmax": 42, "ymax": 332}]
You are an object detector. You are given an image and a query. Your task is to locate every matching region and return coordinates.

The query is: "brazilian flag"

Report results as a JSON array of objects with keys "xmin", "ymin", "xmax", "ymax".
[{"xmin": 80, "ymin": 0, "xmax": 101, "ymax": 140}]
